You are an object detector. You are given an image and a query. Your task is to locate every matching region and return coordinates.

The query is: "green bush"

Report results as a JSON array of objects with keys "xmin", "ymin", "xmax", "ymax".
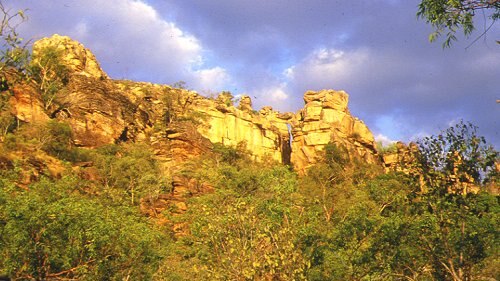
[
  {"xmin": 324, "ymin": 142, "xmax": 349, "ymax": 167},
  {"xmin": 177, "ymin": 166, "xmax": 306, "ymax": 280},
  {"xmin": 90, "ymin": 143, "xmax": 170, "ymax": 205},
  {"xmin": 0, "ymin": 176, "xmax": 166, "ymax": 280},
  {"xmin": 375, "ymin": 141, "xmax": 398, "ymax": 155},
  {"xmin": 41, "ymin": 120, "xmax": 72, "ymax": 155},
  {"xmin": 2, "ymin": 120, "xmax": 89, "ymax": 162}
]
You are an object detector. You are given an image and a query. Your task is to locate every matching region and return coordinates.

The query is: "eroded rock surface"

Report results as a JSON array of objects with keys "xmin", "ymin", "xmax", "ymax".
[
  {"xmin": 12, "ymin": 35, "xmax": 382, "ymax": 173},
  {"xmin": 32, "ymin": 34, "xmax": 108, "ymax": 80},
  {"xmin": 291, "ymin": 90, "xmax": 378, "ymax": 173}
]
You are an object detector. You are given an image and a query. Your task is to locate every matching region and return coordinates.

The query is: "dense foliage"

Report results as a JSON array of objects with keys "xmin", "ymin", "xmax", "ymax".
[
  {"xmin": 0, "ymin": 100, "xmax": 497, "ymax": 281},
  {"xmin": 417, "ymin": 0, "xmax": 500, "ymax": 47},
  {"xmin": 0, "ymin": 177, "xmax": 164, "ymax": 280},
  {"xmin": 0, "ymin": 3, "xmax": 498, "ymax": 280},
  {"xmin": 153, "ymin": 135, "xmax": 497, "ymax": 281}
]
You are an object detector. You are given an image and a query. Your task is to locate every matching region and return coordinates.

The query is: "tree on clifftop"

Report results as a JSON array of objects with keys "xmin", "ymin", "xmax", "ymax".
[{"xmin": 417, "ymin": 0, "xmax": 500, "ymax": 47}]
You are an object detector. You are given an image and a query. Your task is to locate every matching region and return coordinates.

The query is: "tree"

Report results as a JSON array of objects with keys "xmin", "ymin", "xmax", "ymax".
[
  {"xmin": 0, "ymin": 176, "xmax": 165, "ymax": 280},
  {"xmin": 414, "ymin": 120, "xmax": 498, "ymax": 194},
  {"xmin": 91, "ymin": 143, "xmax": 169, "ymax": 206},
  {"xmin": 407, "ymin": 121, "xmax": 499, "ymax": 280},
  {"xmin": 0, "ymin": 2, "xmax": 29, "ymax": 141},
  {"xmin": 0, "ymin": 89, "xmax": 15, "ymax": 141},
  {"xmin": 417, "ymin": 0, "xmax": 500, "ymax": 47},
  {"xmin": 30, "ymin": 45, "xmax": 70, "ymax": 110},
  {"xmin": 0, "ymin": 1, "xmax": 29, "ymax": 89}
]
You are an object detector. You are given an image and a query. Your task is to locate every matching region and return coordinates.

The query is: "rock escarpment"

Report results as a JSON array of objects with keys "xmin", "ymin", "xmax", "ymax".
[
  {"xmin": 291, "ymin": 90, "xmax": 378, "ymax": 174},
  {"xmin": 9, "ymin": 35, "xmax": 381, "ymax": 172}
]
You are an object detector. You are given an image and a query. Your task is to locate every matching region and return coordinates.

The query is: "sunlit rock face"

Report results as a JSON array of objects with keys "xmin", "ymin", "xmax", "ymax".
[
  {"xmin": 32, "ymin": 34, "xmax": 108, "ymax": 80},
  {"xmin": 18, "ymin": 35, "xmax": 381, "ymax": 172},
  {"xmin": 192, "ymin": 94, "xmax": 291, "ymax": 163},
  {"xmin": 9, "ymin": 85, "xmax": 49, "ymax": 123},
  {"xmin": 291, "ymin": 90, "xmax": 378, "ymax": 174}
]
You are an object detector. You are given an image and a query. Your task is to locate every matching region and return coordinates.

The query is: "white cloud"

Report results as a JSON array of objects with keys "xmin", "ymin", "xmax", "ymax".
[
  {"xmin": 374, "ymin": 133, "xmax": 396, "ymax": 146},
  {"xmin": 193, "ymin": 66, "xmax": 231, "ymax": 92},
  {"xmin": 246, "ymin": 83, "xmax": 291, "ymax": 111},
  {"xmin": 271, "ymin": 88, "xmax": 288, "ymax": 101},
  {"xmin": 285, "ymin": 47, "xmax": 370, "ymax": 91},
  {"xmin": 13, "ymin": 0, "xmax": 211, "ymax": 86},
  {"xmin": 73, "ymin": 22, "xmax": 88, "ymax": 39},
  {"xmin": 261, "ymin": 84, "xmax": 289, "ymax": 101},
  {"xmin": 80, "ymin": 0, "xmax": 203, "ymax": 79}
]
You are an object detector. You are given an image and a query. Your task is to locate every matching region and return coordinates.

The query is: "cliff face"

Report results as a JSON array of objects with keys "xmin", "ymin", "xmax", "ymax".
[
  {"xmin": 291, "ymin": 90, "xmax": 378, "ymax": 173},
  {"xmin": 10, "ymin": 35, "xmax": 380, "ymax": 172},
  {"xmin": 190, "ymin": 94, "xmax": 291, "ymax": 163}
]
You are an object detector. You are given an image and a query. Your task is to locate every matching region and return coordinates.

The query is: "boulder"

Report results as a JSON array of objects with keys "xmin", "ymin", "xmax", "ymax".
[{"xmin": 238, "ymin": 95, "xmax": 253, "ymax": 112}]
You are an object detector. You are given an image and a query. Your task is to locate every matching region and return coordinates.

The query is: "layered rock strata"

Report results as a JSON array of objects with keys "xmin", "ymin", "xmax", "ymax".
[
  {"xmin": 291, "ymin": 90, "xmax": 378, "ymax": 174},
  {"xmin": 9, "ymin": 35, "xmax": 381, "ymax": 173}
]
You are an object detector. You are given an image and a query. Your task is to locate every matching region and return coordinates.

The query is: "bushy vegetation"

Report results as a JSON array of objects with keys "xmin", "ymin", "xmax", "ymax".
[
  {"xmin": 0, "ymin": 177, "xmax": 165, "ymax": 280},
  {"xmin": 0, "ymin": 2, "xmax": 30, "ymax": 87},
  {"xmin": 152, "ymin": 128, "xmax": 497, "ymax": 281},
  {"xmin": 0, "ymin": 125, "xmax": 170, "ymax": 280},
  {"xmin": 0, "ymin": 113, "xmax": 498, "ymax": 281},
  {"xmin": 29, "ymin": 45, "xmax": 70, "ymax": 110},
  {"xmin": 0, "ymin": 4, "xmax": 497, "ymax": 280}
]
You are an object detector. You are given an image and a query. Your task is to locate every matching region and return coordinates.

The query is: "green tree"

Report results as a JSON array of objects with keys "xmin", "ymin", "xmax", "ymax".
[
  {"xmin": 176, "ymin": 163, "xmax": 307, "ymax": 281},
  {"xmin": 0, "ymin": 176, "xmax": 165, "ymax": 280},
  {"xmin": 0, "ymin": 1, "xmax": 29, "ymax": 89},
  {"xmin": 407, "ymin": 121, "xmax": 499, "ymax": 280},
  {"xmin": 376, "ymin": 141, "xmax": 398, "ymax": 155},
  {"xmin": 91, "ymin": 143, "xmax": 169, "ymax": 206},
  {"xmin": 0, "ymin": 2, "xmax": 29, "ymax": 141},
  {"xmin": 417, "ymin": 0, "xmax": 500, "ymax": 47},
  {"xmin": 414, "ymin": 120, "xmax": 498, "ymax": 194},
  {"xmin": 30, "ymin": 45, "xmax": 70, "ymax": 110},
  {"xmin": 0, "ymin": 90, "xmax": 15, "ymax": 141},
  {"xmin": 158, "ymin": 143, "xmax": 307, "ymax": 280}
]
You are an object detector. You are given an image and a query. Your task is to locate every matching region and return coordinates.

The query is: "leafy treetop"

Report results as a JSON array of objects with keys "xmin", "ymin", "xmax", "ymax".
[{"xmin": 417, "ymin": 0, "xmax": 500, "ymax": 47}]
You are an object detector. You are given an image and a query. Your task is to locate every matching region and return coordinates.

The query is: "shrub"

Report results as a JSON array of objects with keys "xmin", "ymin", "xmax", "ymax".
[
  {"xmin": 0, "ymin": 176, "xmax": 166, "ymax": 280},
  {"xmin": 324, "ymin": 142, "xmax": 349, "ymax": 167},
  {"xmin": 90, "ymin": 143, "xmax": 169, "ymax": 205}
]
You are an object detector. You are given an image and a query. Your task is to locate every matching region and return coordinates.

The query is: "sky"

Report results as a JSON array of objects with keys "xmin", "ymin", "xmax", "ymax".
[{"xmin": 5, "ymin": 0, "xmax": 500, "ymax": 147}]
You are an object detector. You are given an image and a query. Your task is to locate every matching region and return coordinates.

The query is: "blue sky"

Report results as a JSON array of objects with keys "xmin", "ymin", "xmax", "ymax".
[{"xmin": 6, "ymin": 0, "xmax": 500, "ymax": 147}]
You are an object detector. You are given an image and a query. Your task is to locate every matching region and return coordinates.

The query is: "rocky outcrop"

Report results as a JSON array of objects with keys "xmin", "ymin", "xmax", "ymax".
[
  {"xmin": 10, "ymin": 35, "xmax": 381, "ymax": 173},
  {"xmin": 382, "ymin": 142, "xmax": 417, "ymax": 172},
  {"xmin": 32, "ymin": 34, "xmax": 108, "ymax": 80},
  {"xmin": 291, "ymin": 90, "xmax": 378, "ymax": 174},
  {"xmin": 9, "ymin": 85, "xmax": 49, "ymax": 123},
  {"xmin": 55, "ymin": 76, "xmax": 139, "ymax": 146},
  {"xmin": 192, "ymin": 95, "xmax": 291, "ymax": 163}
]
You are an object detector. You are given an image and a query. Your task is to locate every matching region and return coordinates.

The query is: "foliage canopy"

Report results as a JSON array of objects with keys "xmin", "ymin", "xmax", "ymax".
[{"xmin": 417, "ymin": 0, "xmax": 500, "ymax": 47}]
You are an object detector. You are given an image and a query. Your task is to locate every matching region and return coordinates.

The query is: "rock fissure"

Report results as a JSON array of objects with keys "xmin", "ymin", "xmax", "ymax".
[{"xmin": 12, "ymin": 34, "xmax": 381, "ymax": 173}]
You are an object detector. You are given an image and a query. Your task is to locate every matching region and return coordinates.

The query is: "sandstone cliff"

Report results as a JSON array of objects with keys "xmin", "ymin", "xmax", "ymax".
[
  {"xmin": 291, "ymin": 90, "xmax": 378, "ymax": 174},
  {"xmin": 8, "ymin": 34, "xmax": 381, "ymax": 173}
]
